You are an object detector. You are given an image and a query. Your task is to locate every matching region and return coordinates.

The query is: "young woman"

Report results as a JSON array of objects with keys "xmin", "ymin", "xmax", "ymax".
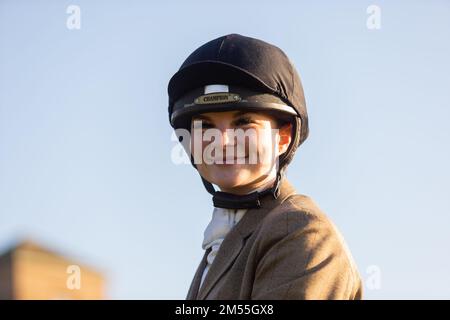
[{"xmin": 168, "ymin": 34, "xmax": 362, "ymax": 300}]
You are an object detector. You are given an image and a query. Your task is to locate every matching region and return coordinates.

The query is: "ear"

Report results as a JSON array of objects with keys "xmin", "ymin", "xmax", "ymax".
[{"xmin": 278, "ymin": 122, "xmax": 292, "ymax": 156}]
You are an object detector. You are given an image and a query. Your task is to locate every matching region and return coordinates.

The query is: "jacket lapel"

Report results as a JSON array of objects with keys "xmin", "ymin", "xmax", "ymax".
[
  {"xmin": 186, "ymin": 247, "xmax": 210, "ymax": 299},
  {"xmin": 197, "ymin": 226, "xmax": 245, "ymax": 300},
  {"xmin": 196, "ymin": 178, "xmax": 297, "ymax": 300}
]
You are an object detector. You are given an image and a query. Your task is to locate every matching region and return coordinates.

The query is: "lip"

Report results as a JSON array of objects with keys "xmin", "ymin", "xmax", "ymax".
[{"xmin": 216, "ymin": 156, "xmax": 249, "ymax": 164}]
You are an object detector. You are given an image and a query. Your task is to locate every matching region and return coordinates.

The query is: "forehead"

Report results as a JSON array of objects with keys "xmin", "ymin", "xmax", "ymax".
[{"xmin": 192, "ymin": 110, "xmax": 274, "ymax": 121}]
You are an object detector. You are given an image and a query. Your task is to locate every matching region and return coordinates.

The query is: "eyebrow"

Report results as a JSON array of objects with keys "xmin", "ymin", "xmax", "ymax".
[{"xmin": 232, "ymin": 110, "xmax": 253, "ymax": 118}]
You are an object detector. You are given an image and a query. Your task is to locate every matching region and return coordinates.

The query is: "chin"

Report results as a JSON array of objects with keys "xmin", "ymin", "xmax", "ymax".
[{"xmin": 206, "ymin": 165, "xmax": 252, "ymax": 190}]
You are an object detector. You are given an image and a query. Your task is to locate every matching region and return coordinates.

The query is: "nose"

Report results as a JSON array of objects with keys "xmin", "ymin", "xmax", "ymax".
[
  {"xmin": 217, "ymin": 127, "xmax": 238, "ymax": 161},
  {"xmin": 221, "ymin": 128, "xmax": 234, "ymax": 147}
]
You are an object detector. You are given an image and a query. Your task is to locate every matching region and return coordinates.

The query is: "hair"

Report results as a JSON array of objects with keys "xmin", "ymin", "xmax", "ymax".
[
  {"xmin": 262, "ymin": 110, "xmax": 296, "ymax": 131},
  {"xmin": 275, "ymin": 116, "xmax": 291, "ymax": 129}
]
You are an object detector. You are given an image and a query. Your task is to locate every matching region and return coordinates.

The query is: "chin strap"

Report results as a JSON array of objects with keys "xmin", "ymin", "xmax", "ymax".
[{"xmin": 201, "ymin": 170, "xmax": 283, "ymax": 209}]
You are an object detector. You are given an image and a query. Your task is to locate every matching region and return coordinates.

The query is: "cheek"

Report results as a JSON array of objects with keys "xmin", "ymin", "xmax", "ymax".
[
  {"xmin": 190, "ymin": 131, "xmax": 210, "ymax": 156},
  {"xmin": 252, "ymin": 128, "xmax": 277, "ymax": 165}
]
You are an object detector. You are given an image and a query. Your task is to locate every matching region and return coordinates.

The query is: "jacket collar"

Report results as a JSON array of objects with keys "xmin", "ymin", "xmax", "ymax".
[{"xmin": 190, "ymin": 178, "xmax": 297, "ymax": 300}]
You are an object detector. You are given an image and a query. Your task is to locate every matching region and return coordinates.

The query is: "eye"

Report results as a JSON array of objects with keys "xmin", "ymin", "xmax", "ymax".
[
  {"xmin": 234, "ymin": 116, "xmax": 253, "ymax": 126},
  {"xmin": 201, "ymin": 121, "xmax": 213, "ymax": 129}
]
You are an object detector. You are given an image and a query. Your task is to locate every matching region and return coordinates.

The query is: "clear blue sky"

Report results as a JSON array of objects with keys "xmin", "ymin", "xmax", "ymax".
[{"xmin": 1, "ymin": 0, "xmax": 449, "ymax": 299}]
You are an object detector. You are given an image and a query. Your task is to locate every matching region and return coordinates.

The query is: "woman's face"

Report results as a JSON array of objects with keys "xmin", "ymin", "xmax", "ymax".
[{"xmin": 190, "ymin": 110, "xmax": 292, "ymax": 195}]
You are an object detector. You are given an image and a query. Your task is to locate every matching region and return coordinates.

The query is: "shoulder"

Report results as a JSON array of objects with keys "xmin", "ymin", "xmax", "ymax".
[
  {"xmin": 255, "ymin": 193, "xmax": 361, "ymax": 281},
  {"xmin": 256, "ymin": 193, "xmax": 354, "ymax": 258},
  {"xmin": 251, "ymin": 193, "xmax": 363, "ymax": 299},
  {"xmin": 258, "ymin": 193, "xmax": 334, "ymax": 240}
]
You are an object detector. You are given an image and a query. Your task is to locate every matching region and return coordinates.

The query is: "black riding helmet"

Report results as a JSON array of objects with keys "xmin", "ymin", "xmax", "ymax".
[{"xmin": 167, "ymin": 33, "xmax": 309, "ymax": 209}]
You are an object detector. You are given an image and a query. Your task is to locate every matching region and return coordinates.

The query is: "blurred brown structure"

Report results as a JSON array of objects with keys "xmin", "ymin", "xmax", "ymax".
[{"xmin": 0, "ymin": 240, "xmax": 105, "ymax": 299}]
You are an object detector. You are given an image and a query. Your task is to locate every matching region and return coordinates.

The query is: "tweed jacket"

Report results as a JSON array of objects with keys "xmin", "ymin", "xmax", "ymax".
[{"xmin": 186, "ymin": 178, "xmax": 363, "ymax": 300}]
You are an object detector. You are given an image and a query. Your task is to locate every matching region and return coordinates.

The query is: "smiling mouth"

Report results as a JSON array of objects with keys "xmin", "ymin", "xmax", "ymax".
[{"xmin": 216, "ymin": 156, "xmax": 249, "ymax": 164}]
